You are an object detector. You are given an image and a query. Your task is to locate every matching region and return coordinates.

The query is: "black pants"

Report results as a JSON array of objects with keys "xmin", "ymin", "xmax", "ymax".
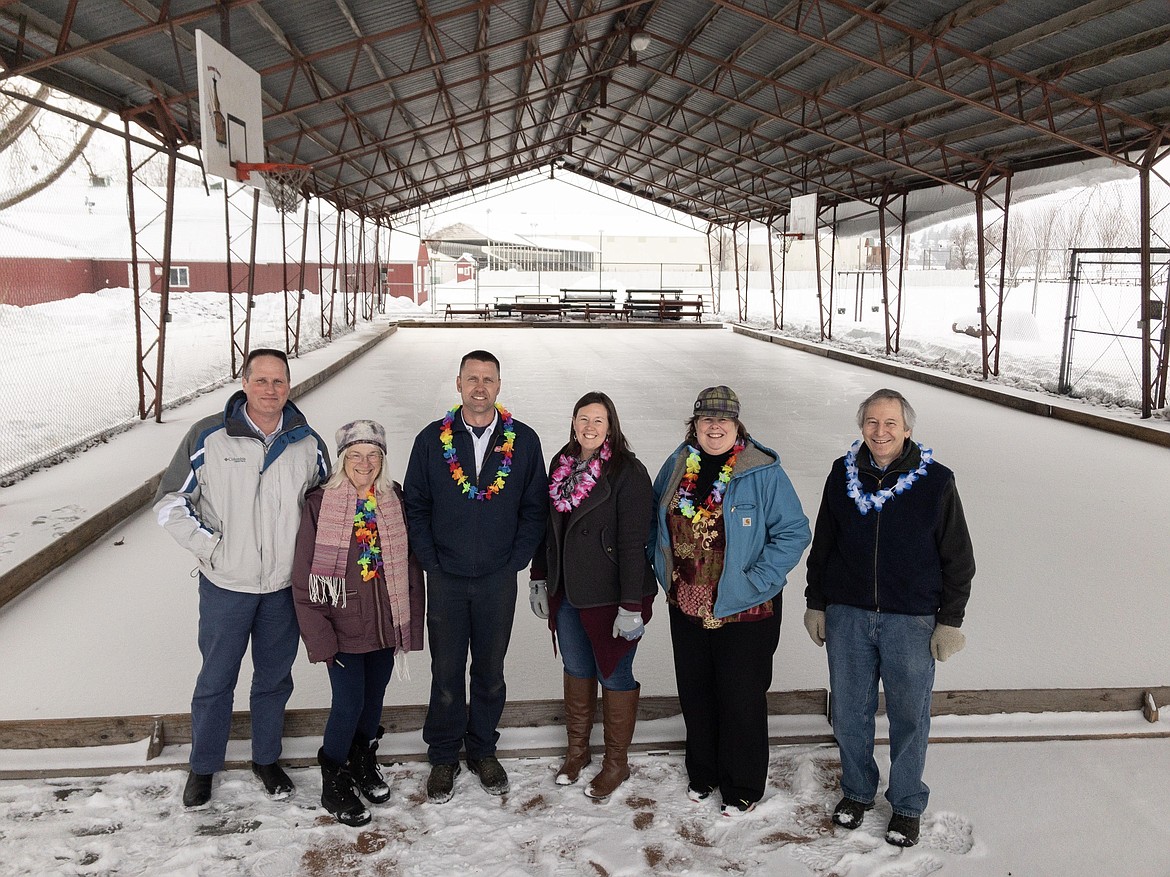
[{"xmin": 668, "ymin": 600, "xmax": 782, "ymax": 804}]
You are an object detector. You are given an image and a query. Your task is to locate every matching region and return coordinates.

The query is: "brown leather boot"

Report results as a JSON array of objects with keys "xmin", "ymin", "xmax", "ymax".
[
  {"xmin": 556, "ymin": 673, "xmax": 597, "ymax": 785},
  {"xmin": 584, "ymin": 685, "xmax": 639, "ymax": 800}
]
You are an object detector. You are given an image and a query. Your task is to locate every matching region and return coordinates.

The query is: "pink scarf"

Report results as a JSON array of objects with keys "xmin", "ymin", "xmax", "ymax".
[{"xmin": 309, "ymin": 481, "xmax": 413, "ymax": 652}]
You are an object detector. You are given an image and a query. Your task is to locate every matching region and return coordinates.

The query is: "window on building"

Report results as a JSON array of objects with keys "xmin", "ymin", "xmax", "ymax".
[{"xmin": 169, "ymin": 266, "xmax": 190, "ymax": 288}]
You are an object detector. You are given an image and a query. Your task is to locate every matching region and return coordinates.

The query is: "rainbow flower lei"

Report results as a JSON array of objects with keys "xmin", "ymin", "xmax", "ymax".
[
  {"xmin": 676, "ymin": 440, "xmax": 744, "ymax": 520},
  {"xmin": 549, "ymin": 441, "xmax": 611, "ymax": 512},
  {"xmin": 440, "ymin": 404, "xmax": 516, "ymax": 501},
  {"xmin": 844, "ymin": 439, "xmax": 932, "ymax": 515},
  {"xmin": 353, "ymin": 490, "xmax": 383, "ymax": 582}
]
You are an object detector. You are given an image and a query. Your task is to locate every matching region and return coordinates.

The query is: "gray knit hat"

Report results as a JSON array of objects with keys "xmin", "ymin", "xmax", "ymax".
[
  {"xmin": 336, "ymin": 419, "xmax": 387, "ymax": 455},
  {"xmin": 693, "ymin": 386, "xmax": 740, "ymax": 418}
]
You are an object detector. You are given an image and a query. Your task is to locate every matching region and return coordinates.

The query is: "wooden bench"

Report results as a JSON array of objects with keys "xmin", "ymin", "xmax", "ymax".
[
  {"xmin": 560, "ymin": 288, "xmax": 620, "ymax": 321},
  {"xmin": 444, "ymin": 303, "xmax": 491, "ymax": 321},
  {"xmin": 511, "ymin": 301, "xmax": 564, "ymax": 319},
  {"xmin": 623, "ymin": 290, "xmax": 704, "ymax": 322},
  {"xmin": 495, "ymin": 293, "xmax": 558, "ymax": 318}
]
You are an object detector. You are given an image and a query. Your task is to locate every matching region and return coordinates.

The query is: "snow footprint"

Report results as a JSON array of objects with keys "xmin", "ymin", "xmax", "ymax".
[
  {"xmin": 921, "ymin": 810, "xmax": 974, "ymax": 854},
  {"xmin": 871, "ymin": 853, "xmax": 945, "ymax": 877},
  {"xmin": 30, "ymin": 505, "xmax": 84, "ymax": 537},
  {"xmin": 0, "ymin": 531, "xmax": 16, "ymax": 559}
]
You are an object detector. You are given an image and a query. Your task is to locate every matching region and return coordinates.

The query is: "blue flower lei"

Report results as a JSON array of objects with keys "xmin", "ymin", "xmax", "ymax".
[{"xmin": 844, "ymin": 440, "xmax": 933, "ymax": 515}]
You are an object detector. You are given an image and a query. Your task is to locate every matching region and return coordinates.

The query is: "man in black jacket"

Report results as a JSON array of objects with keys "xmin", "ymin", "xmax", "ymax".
[
  {"xmin": 804, "ymin": 388, "xmax": 974, "ymax": 848},
  {"xmin": 403, "ymin": 350, "xmax": 547, "ymax": 803}
]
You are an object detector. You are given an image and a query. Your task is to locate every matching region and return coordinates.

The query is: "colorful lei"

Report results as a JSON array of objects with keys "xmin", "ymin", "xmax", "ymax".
[
  {"xmin": 549, "ymin": 441, "xmax": 611, "ymax": 512},
  {"xmin": 353, "ymin": 490, "xmax": 383, "ymax": 582},
  {"xmin": 676, "ymin": 440, "xmax": 744, "ymax": 520},
  {"xmin": 845, "ymin": 439, "xmax": 933, "ymax": 515},
  {"xmin": 440, "ymin": 404, "xmax": 516, "ymax": 501}
]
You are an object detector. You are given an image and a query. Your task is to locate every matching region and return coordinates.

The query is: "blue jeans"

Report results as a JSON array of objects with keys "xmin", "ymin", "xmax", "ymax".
[
  {"xmin": 322, "ymin": 648, "xmax": 396, "ymax": 764},
  {"xmin": 825, "ymin": 603, "xmax": 935, "ymax": 817},
  {"xmin": 190, "ymin": 575, "xmax": 300, "ymax": 773},
  {"xmin": 556, "ymin": 600, "xmax": 638, "ymax": 691},
  {"xmin": 423, "ymin": 568, "xmax": 516, "ymax": 764}
]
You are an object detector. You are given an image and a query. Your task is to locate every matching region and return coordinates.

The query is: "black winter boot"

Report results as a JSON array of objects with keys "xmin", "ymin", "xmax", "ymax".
[
  {"xmin": 348, "ymin": 726, "xmax": 392, "ymax": 804},
  {"xmin": 318, "ymin": 748, "xmax": 371, "ymax": 827}
]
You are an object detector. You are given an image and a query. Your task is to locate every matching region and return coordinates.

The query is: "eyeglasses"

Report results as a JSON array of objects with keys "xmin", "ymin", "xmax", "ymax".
[{"xmin": 344, "ymin": 452, "xmax": 382, "ymax": 465}]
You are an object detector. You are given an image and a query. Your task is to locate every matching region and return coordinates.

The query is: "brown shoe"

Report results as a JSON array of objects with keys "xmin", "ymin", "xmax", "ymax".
[
  {"xmin": 556, "ymin": 674, "xmax": 597, "ymax": 786},
  {"xmin": 584, "ymin": 685, "xmax": 639, "ymax": 801}
]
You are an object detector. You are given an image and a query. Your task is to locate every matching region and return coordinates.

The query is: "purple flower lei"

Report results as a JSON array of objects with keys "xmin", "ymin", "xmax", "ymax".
[{"xmin": 549, "ymin": 441, "xmax": 611, "ymax": 512}]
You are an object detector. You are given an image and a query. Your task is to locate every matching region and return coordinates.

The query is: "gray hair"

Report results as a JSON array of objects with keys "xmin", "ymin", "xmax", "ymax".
[
  {"xmin": 856, "ymin": 389, "xmax": 916, "ymax": 431},
  {"xmin": 324, "ymin": 447, "xmax": 394, "ymax": 495}
]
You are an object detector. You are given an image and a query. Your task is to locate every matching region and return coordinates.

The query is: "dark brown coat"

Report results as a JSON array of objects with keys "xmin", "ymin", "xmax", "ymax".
[{"xmin": 292, "ymin": 483, "xmax": 425, "ymax": 663}]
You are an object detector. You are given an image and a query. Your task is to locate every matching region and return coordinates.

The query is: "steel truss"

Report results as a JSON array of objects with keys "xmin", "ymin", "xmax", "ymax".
[
  {"xmin": 125, "ymin": 125, "xmax": 178, "ymax": 422},
  {"xmin": 224, "ymin": 184, "xmax": 261, "ymax": 378}
]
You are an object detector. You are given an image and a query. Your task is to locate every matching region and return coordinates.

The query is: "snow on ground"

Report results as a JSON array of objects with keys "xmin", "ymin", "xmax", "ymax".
[{"xmin": 2, "ymin": 736, "xmax": 1167, "ymax": 876}]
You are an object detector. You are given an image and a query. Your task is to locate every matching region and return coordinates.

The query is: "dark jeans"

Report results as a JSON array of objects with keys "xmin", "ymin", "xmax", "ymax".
[
  {"xmin": 423, "ymin": 567, "xmax": 517, "ymax": 764},
  {"xmin": 556, "ymin": 599, "xmax": 638, "ymax": 691},
  {"xmin": 191, "ymin": 575, "xmax": 300, "ymax": 773},
  {"xmin": 668, "ymin": 601, "xmax": 781, "ymax": 805},
  {"xmin": 322, "ymin": 648, "xmax": 396, "ymax": 764}
]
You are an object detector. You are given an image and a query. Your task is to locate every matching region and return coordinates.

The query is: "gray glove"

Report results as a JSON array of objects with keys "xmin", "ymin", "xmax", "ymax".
[
  {"xmin": 803, "ymin": 608, "xmax": 826, "ymax": 647},
  {"xmin": 612, "ymin": 607, "xmax": 644, "ymax": 640},
  {"xmin": 930, "ymin": 623, "xmax": 966, "ymax": 661},
  {"xmin": 529, "ymin": 580, "xmax": 549, "ymax": 620}
]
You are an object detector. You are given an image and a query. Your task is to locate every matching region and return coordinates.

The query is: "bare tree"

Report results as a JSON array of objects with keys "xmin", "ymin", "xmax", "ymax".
[
  {"xmin": 0, "ymin": 77, "xmax": 108, "ymax": 211},
  {"xmin": 954, "ymin": 223, "xmax": 976, "ymax": 269}
]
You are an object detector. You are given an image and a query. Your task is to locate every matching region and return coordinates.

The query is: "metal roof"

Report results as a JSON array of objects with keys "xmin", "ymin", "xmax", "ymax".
[{"xmin": 3, "ymin": 0, "xmax": 1168, "ymax": 225}]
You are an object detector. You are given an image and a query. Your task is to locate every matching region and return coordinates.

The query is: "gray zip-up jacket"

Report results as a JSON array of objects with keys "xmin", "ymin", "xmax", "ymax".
[{"xmin": 153, "ymin": 390, "xmax": 330, "ymax": 593}]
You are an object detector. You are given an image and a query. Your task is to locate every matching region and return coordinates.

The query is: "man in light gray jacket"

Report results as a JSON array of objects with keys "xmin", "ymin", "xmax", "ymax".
[{"xmin": 154, "ymin": 348, "xmax": 330, "ymax": 808}]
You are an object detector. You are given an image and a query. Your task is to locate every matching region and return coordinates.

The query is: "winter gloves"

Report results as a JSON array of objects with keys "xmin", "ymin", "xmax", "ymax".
[
  {"xmin": 612, "ymin": 607, "xmax": 645, "ymax": 640},
  {"xmin": 804, "ymin": 607, "xmax": 966, "ymax": 661},
  {"xmin": 529, "ymin": 580, "xmax": 549, "ymax": 619},
  {"xmin": 530, "ymin": 581, "xmax": 644, "ymax": 641},
  {"xmin": 803, "ymin": 609, "xmax": 826, "ymax": 647},
  {"xmin": 929, "ymin": 623, "xmax": 966, "ymax": 661}
]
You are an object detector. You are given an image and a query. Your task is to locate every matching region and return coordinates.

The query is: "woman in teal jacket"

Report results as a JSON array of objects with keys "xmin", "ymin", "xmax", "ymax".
[{"xmin": 650, "ymin": 386, "xmax": 810, "ymax": 816}]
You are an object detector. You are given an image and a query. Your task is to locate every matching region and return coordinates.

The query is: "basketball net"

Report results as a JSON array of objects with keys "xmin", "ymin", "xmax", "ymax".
[{"xmin": 236, "ymin": 162, "xmax": 311, "ymax": 214}]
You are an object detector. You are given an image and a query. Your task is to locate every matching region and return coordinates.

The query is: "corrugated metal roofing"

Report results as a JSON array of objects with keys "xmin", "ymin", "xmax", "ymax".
[{"xmin": 2, "ymin": 0, "xmax": 1168, "ymax": 225}]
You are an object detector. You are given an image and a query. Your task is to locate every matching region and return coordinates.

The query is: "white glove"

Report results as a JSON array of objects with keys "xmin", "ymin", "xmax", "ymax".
[
  {"xmin": 930, "ymin": 623, "xmax": 966, "ymax": 661},
  {"xmin": 528, "ymin": 580, "xmax": 549, "ymax": 619},
  {"xmin": 612, "ymin": 607, "xmax": 644, "ymax": 641},
  {"xmin": 803, "ymin": 608, "xmax": 826, "ymax": 647}
]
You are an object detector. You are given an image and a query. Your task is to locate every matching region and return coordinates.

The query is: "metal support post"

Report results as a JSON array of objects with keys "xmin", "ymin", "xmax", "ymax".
[
  {"xmin": 878, "ymin": 189, "xmax": 908, "ymax": 354},
  {"xmin": 815, "ymin": 203, "xmax": 838, "ymax": 341},
  {"xmin": 974, "ymin": 170, "xmax": 1012, "ymax": 378}
]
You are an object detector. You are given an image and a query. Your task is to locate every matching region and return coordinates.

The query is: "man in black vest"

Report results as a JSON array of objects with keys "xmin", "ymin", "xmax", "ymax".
[{"xmin": 804, "ymin": 388, "xmax": 975, "ymax": 848}]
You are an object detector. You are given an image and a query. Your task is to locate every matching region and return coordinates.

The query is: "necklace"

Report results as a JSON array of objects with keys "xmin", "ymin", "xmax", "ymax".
[
  {"xmin": 845, "ymin": 439, "xmax": 933, "ymax": 515},
  {"xmin": 440, "ymin": 404, "xmax": 516, "ymax": 501},
  {"xmin": 549, "ymin": 441, "xmax": 611, "ymax": 512},
  {"xmin": 353, "ymin": 490, "xmax": 383, "ymax": 582},
  {"xmin": 676, "ymin": 441, "xmax": 743, "ymax": 520}
]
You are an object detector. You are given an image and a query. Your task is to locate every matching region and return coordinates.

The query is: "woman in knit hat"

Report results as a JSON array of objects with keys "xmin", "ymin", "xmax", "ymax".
[
  {"xmin": 292, "ymin": 419, "xmax": 424, "ymax": 826},
  {"xmin": 649, "ymin": 387, "xmax": 810, "ymax": 817}
]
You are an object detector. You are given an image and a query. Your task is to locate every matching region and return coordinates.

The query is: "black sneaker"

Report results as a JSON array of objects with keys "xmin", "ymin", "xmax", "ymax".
[
  {"xmin": 686, "ymin": 784, "xmax": 714, "ymax": 802},
  {"xmin": 886, "ymin": 812, "xmax": 921, "ymax": 847},
  {"xmin": 467, "ymin": 755, "xmax": 509, "ymax": 795},
  {"xmin": 720, "ymin": 798, "xmax": 757, "ymax": 817},
  {"xmin": 426, "ymin": 762, "xmax": 461, "ymax": 804},
  {"xmin": 832, "ymin": 796, "xmax": 874, "ymax": 829},
  {"xmin": 183, "ymin": 771, "xmax": 213, "ymax": 808},
  {"xmin": 251, "ymin": 761, "xmax": 295, "ymax": 800}
]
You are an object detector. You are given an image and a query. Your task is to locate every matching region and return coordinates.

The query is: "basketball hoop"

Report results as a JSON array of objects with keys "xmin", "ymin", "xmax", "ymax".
[
  {"xmin": 236, "ymin": 162, "xmax": 311, "ymax": 214},
  {"xmin": 776, "ymin": 231, "xmax": 804, "ymax": 253}
]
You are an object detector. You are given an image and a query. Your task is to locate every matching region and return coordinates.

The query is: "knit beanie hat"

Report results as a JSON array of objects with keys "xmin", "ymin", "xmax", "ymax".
[
  {"xmin": 693, "ymin": 386, "xmax": 740, "ymax": 418},
  {"xmin": 336, "ymin": 419, "xmax": 387, "ymax": 455}
]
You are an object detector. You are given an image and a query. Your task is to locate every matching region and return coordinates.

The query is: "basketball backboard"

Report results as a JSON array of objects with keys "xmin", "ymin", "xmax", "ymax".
[
  {"xmin": 195, "ymin": 30, "xmax": 264, "ymax": 188},
  {"xmin": 789, "ymin": 193, "xmax": 818, "ymax": 237}
]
